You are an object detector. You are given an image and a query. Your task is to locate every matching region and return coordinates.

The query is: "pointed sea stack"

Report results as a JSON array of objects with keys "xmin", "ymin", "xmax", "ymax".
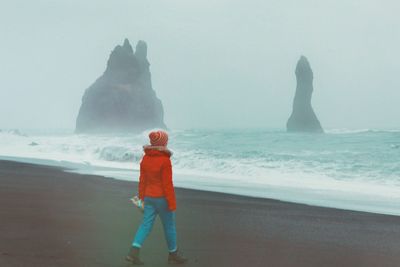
[
  {"xmin": 287, "ymin": 56, "xmax": 323, "ymax": 133},
  {"xmin": 75, "ymin": 39, "xmax": 167, "ymax": 133}
]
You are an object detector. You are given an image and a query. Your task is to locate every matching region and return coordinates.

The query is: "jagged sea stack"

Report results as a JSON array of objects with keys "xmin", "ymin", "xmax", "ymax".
[
  {"xmin": 75, "ymin": 39, "xmax": 167, "ymax": 133},
  {"xmin": 287, "ymin": 56, "xmax": 323, "ymax": 133}
]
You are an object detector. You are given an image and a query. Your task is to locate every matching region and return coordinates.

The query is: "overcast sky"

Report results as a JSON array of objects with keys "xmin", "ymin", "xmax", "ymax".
[{"xmin": 0, "ymin": 0, "xmax": 399, "ymax": 130}]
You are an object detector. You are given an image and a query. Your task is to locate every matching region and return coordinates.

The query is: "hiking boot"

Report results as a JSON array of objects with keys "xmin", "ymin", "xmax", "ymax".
[
  {"xmin": 126, "ymin": 246, "xmax": 144, "ymax": 265},
  {"xmin": 168, "ymin": 250, "xmax": 188, "ymax": 264}
]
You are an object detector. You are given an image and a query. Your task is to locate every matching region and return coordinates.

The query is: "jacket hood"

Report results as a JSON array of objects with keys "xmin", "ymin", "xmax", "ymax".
[{"xmin": 143, "ymin": 145, "xmax": 173, "ymax": 157}]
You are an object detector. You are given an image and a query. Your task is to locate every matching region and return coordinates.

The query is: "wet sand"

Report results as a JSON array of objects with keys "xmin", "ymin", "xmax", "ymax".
[{"xmin": 1, "ymin": 160, "xmax": 400, "ymax": 267}]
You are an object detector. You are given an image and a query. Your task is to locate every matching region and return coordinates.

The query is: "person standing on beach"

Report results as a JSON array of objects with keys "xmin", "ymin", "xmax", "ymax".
[{"xmin": 126, "ymin": 130, "xmax": 188, "ymax": 265}]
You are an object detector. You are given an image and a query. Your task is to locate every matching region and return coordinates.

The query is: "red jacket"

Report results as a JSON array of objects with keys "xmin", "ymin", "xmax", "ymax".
[{"xmin": 138, "ymin": 147, "xmax": 176, "ymax": 211}]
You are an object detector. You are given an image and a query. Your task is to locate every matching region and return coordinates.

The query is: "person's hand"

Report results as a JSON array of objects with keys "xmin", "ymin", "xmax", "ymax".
[
  {"xmin": 168, "ymin": 206, "xmax": 176, "ymax": 212},
  {"xmin": 131, "ymin": 196, "xmax": 144, "ymax": 210}
]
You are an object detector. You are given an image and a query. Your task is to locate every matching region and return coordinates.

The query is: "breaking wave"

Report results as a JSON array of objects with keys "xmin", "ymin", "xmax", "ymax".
[{"xmin": 1, "ymin": 127, "xmax": 400, "ymax": 215}]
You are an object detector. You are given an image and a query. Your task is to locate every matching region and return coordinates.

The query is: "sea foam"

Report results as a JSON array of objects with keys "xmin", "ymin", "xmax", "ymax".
[{"xmin": 1, "ymin": 128, "xmax": 399, "ymax": 215}]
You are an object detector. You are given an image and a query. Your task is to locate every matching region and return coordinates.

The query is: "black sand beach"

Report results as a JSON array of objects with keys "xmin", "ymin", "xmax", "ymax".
[{"xmin": 1, "ymin": 160, "xmax": 400, "ymax": 267}]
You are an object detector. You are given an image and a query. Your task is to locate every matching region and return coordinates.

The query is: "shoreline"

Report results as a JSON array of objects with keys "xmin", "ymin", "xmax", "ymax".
[
  {"xmin": 1, "ymin": 155, "xmax": 400, "ymax": 217},
  {"xmin": 1, "ymin": 160, "xmax": 400, "ymax": 266}
]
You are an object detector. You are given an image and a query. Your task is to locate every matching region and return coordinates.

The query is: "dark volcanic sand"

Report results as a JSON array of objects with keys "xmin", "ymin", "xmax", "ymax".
[{"xmin": 0, "ymin": 160, "xmax": 400, "ymax": 267}]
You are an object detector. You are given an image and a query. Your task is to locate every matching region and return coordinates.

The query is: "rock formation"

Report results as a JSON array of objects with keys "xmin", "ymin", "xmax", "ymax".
[
  {"xmin": 287, "ymin": 56, "xmax": 323, "ymax": 133},
  {"xmin": 75, "ymin": 39, "xmax": 167, "ymax": 133}
]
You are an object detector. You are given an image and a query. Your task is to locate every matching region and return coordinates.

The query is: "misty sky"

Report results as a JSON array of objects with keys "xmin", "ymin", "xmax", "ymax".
[{"xmin": 0, "ymin": 0, "xmax": 399, "ymax": 130}]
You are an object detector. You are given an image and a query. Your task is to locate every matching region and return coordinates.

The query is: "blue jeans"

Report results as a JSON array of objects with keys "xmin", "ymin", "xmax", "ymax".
[{"xmin": 132, "ymin": 197, "xmax": 177, "ymax": 252}]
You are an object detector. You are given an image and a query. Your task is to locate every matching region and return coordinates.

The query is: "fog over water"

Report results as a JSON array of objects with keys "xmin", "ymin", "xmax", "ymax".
[{"xmin": 0, "ymin": 0, "xmax": 399, "ymax": 130}]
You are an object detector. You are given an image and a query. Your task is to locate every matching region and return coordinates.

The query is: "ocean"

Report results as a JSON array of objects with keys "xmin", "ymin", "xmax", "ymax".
[{"xmin": 1, "ymin": 128, "xmax": 399, "ymax": 216}]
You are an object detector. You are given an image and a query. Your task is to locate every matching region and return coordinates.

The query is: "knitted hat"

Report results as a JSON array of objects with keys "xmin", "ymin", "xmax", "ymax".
[{"xmin": 149, "ymin": 130, "xmax": 169, "ymax": 146}]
